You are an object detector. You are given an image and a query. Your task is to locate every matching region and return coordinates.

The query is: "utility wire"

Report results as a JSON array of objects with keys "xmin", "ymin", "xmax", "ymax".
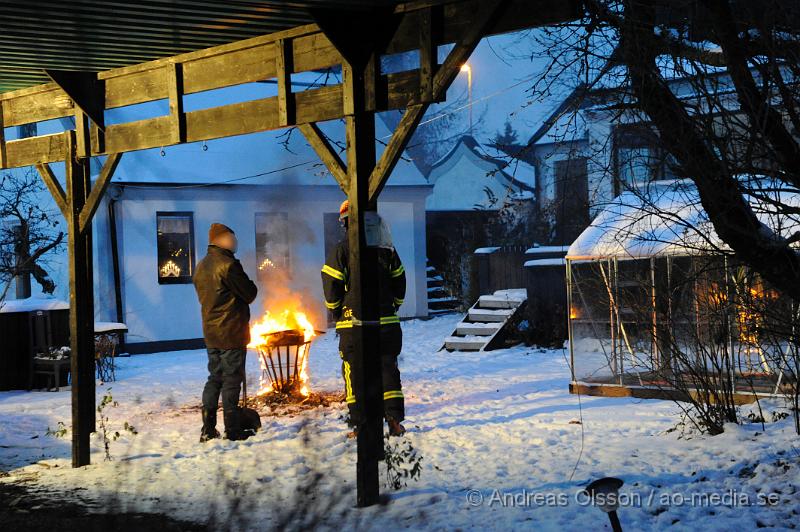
[{"xmin": 120, "ymin": 72, "xmax": 543, "ymax": 189}]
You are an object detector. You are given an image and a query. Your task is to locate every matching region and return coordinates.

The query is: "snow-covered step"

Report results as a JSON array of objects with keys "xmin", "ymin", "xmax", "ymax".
[
  {"xmin": 468, "ymin": 308, "xmax": 514, "ymax": 322},
  {"xmin": 478, "ymin": 294, "xmax": 525, "ymax": 309},
  {"xmin": 444, "ymin": 336, "xmax": 486, "ymax": 351},
  {"xmin": 430, "ymin": 296, "xmax": 460, "ymax": 304},
  {"xmin": 456, "ymin": 322, "xmax": 501, "ymax": 336}
]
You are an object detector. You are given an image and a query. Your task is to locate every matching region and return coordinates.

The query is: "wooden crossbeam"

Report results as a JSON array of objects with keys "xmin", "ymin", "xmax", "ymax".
[
  {"xmin": 369, "ymin": 104, "xmax": 427, "ymax": 201},
  {"xmin": 79, "ymin": 152, "xmax": 122, "ymax": 233},
  {"xmin": 298, "ymin": 123, "xmax": 348, "ymax": 191},
  {"xmin": 34, "ymin": 161, "xmax": 68, "ymax": 218}
]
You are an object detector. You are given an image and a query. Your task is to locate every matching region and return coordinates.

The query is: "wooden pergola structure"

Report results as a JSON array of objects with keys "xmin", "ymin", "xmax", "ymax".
[{"xmin": 0, "ymin": 0, "xmax": 580, "ymax": 506}]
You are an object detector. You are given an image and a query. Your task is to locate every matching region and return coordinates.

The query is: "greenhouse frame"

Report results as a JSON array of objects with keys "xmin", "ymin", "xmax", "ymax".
[{"xmin": 566, "ymin": 180, "xmax": 800, "ymax": 403}]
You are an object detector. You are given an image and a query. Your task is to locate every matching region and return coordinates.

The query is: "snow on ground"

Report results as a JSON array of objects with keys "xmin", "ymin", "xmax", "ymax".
[{"xmin": 1, "ymin": 315, "xmax": 799, "ymax": 530}]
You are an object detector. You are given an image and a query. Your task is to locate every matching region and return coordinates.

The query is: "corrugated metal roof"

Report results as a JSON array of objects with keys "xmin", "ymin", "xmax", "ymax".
[{"xmin": 0, "ymin": 0, "xmax": 400, "ymax": 92}]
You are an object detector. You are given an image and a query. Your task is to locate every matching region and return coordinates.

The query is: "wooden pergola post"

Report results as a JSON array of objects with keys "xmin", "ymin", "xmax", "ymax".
[{"xmin": 35, "ymin": 104, "xmax": 121, "ymax": 466}]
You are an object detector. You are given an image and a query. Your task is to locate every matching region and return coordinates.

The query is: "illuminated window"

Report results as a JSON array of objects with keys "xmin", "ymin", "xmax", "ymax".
[
  {"xmin": 156, "ymin": 212, "xmax": 195, "ymax": 284},
  {"xmin": 255, "ymin": 213, "xmax": 290, "ymax": 281}
]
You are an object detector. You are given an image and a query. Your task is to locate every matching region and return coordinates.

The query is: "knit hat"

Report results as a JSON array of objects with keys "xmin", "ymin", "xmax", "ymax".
[{"xmin": 209, "ymin": 223, "xmax": 234, "ymax": 243}]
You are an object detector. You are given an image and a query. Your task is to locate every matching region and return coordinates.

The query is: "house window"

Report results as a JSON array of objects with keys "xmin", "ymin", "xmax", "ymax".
[
  {"xmin": 255, "ymin": 213, "xmax": 290, "ymax": 280},
  {"xmin": 156, "ymin": 212, "xmax": 195, "ymax": 284},
  {"xmin": 614, "ymin": 126, "xmax": 676, "ymax": 193}
]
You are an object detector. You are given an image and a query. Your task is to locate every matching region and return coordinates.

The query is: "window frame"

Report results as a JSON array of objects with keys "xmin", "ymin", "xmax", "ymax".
[
  {"xmin": 254, "ymin": 211, "xmax": 291, "ymax": 282},
  {"xmin": 612, "ymin": 124, "xmax": 674, "ymax": 194},
  {"xmin": 156, "ymin": 211, "xmax": 196, "ymax": 285}
]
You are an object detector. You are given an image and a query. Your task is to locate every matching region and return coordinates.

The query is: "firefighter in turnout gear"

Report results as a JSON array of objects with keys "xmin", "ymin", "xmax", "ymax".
[{"xmin": 322, "ymin": 200, "xmax": 406, "ymax": 437}]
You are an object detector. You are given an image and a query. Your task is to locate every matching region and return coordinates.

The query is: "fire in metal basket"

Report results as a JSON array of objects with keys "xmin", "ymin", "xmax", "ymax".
[{"xmin": 255, "ymin": 329, "xmax": 319, "ymax": 396}]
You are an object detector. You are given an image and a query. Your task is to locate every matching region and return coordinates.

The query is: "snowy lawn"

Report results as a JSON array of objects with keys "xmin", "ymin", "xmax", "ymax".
[{"xmin": 1, "ymin": 314, "xmax": 799, "ymax": 530}]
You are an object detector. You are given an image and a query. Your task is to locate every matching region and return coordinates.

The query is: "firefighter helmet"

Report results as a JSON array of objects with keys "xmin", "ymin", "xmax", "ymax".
[{"xmin": 339, "ymin": 199, "xmax": 349, "ymax": 221}]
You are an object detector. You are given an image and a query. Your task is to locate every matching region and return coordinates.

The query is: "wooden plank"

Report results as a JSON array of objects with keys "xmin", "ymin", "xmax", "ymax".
[
  {"xmin": 369, "ymin": 103, "xmax": 426, "ymax": 201},
  {"xmin": 79, "ymin": 152, "xmax": 122, "ymax": 233},
  {"xmin": 4, "ymin": 132, "xmax": 68, "ymax": 167},
  {"xmin": 34, "ymin": 162, "xmax": 68, "ymax": 218},
  {"xmin": 75, "ymin": 110, "xmax": 91, "ymax": 160},
  {"xmin": 418, "ymin": 7, "xmax": 436, "ymax": 102},
  {"xmin": 1, "ymin": 85, "xmax": 74, "ymax": 127},
  {"xmin": 104, "ymin": 67, "xmax": 167, "ymax": 109},
  {"xmin": 103, "ymin": 115, "xmax": 173, "ymax": 154},
  {"xmin": 298, "ymin": 122, "xmax": 348, "ymax": 191},
  {"xmin": 167, "ymin": 63, "xmax": 185, "ymax": 144},
  {"xmin": 103, "ymin": 31, "xmax": 337, "ymax": 110},
  {"xmin": 184, "ymin": 44, "xmax": 276, "ymax": 96},
  {"xmin": 275, "ymin": 39, "xmax": 293, "ymax": 127}
]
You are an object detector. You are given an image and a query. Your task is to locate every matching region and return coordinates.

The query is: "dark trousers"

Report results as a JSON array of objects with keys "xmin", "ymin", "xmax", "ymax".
[
  {"xmin": 339, "ymin": 324, "xmax": 404, "ymax": 427},
  {"xmin": 202, "ymin": 347, "xmax": 245, "ymax": 432}
]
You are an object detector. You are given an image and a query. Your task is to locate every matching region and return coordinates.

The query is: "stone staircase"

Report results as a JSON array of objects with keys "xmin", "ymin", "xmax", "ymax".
[
  {"xmin": 443, "ymin": 288, "xmax": 527, "ymax": 351},
  {"xmin": 426, "ymin": 259, "xmax": 460, "ymax": 315}
]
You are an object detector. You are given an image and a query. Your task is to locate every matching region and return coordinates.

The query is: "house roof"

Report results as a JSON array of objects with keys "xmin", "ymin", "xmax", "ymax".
[
  {"xmin": 428, "ymin": 135, "xmax": 536, "ymax": 190},
  {"xmin": 566, "ymin": 178, "xmax": 800, "ymax": 260}
]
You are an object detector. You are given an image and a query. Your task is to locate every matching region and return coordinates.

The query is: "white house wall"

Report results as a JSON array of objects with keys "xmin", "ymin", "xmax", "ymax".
[{"xmin": 110, "ymin": 185, "xmax": 429, "ymax": 347}]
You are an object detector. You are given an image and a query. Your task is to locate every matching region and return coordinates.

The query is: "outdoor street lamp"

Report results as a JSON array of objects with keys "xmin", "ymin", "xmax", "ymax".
[
  {"xmin": 460, "ymin": 63, "xmax": 472, "ymax": 133},
  {"xmin": 583, "ymin": 477, "xmax": 624, "ymax": 532}
]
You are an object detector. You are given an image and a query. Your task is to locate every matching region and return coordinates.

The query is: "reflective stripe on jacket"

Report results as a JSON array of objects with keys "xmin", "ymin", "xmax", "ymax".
[{"xmin": 321, "ymin": 238, "xmax": 406, "ymax": 328}]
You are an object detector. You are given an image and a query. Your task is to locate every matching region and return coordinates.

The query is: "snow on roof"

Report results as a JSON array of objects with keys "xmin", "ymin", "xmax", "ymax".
[
  {"xmin": 524, "ymin": 258, "xmax": 566, "ymax": 267},
  {"xmin": 0, "ymin": 297, "xmax": 69, "ymax": 314},
  {"xmin": 474, "ymin": 246, "xmax": 501, "ymax": 254},
  {"xmin": 95, "ymin": 322, "xmax": 128, "ymax": 333},
  {"xmin": 525, "ymin": 245, "xmax": 570, "ymax": 255},
  {"xmin": 567, "ymin": 178, "xmax": 800, "ymax": 261}
]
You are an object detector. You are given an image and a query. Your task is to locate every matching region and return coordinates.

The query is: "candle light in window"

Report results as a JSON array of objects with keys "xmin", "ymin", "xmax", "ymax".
[
  {"xmin": 160, "ymin": 260, "xmax": 181, "ymax": 277},
  {"xmin": 259, "ymin": 257, "xmax": 276, "ymax": 271}
]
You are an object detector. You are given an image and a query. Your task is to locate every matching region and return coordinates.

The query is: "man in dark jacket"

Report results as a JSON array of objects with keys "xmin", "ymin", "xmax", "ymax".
[
  {"xmin": 321, "ymin": 201, "xmax": 406, "ymax": 438},
  {"xmin": 193, "ymin": 223, "xmax": 258, "ymax": 442}
]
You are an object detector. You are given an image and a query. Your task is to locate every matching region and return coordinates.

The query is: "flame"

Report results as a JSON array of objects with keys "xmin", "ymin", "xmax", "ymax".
[
  {"xmin": 248, "ymin": 308, "xmax": 316, "ymax": 347},
  {"xmin": 249, "ymin": 305, "xmax": 315, "ymax": 397}
]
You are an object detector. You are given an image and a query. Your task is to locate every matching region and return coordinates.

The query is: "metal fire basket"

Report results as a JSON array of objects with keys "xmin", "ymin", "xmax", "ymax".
[{"xmin": 256, "ymin": 329, "xmax": 312, "ymax": 395}]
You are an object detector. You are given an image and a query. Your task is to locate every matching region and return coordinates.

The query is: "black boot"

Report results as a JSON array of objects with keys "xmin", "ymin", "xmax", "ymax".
[
  {"xmin": 200, "ymin": 407, "xmax": 220, "ymax": 443},
  {"xmin": 223, "ymin": 407, "xmax": 252, "ymax": 441},
  {"xmin": 387, "ymin": 417, "xmax": 406, "ymax": 437}
]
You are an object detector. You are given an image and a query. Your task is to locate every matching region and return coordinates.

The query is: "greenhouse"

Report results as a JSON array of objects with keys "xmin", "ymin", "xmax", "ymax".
[{"xmin": 566, "ymin": 179, "xmax": 800, "ymax": 402}]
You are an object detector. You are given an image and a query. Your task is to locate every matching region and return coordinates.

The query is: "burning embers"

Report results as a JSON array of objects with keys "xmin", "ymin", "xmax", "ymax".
[{"xmin": 248, "ymin": 309, "xmax": 316, "ymax": 398}]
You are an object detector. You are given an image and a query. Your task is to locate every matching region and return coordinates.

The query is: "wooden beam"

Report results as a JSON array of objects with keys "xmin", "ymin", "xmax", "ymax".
[
  {"xmin": 64, "ymin": 131, "xmax": 96, "ymax": 468},
  {"xmin": 34, "ymin": 162, "xmax": 68, "ymax": 218},
  {"xmin": 79, "ymin": 152, "xmax": 122, "ymax": 233},
  {"xmin": 418, "ymin": 7, "xmax": 436, "ymax": 103},
  {"xmin": 298, "ymin": 122, "xmax": 348, "ymax": 191},
  {"xmin": 167, "ymin": 63, "xmax": 185, "ymax": 144},
  {"xmin": 369, "ymin": 103, "xmax": 427, "ymax": 201},
  {"xmin": 275, "ymin": 38, "xmax": 294, "ymax": 127},
  {"xmin": 5, "ymin": 132, "xmax": 68, "ymax": 168}
]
